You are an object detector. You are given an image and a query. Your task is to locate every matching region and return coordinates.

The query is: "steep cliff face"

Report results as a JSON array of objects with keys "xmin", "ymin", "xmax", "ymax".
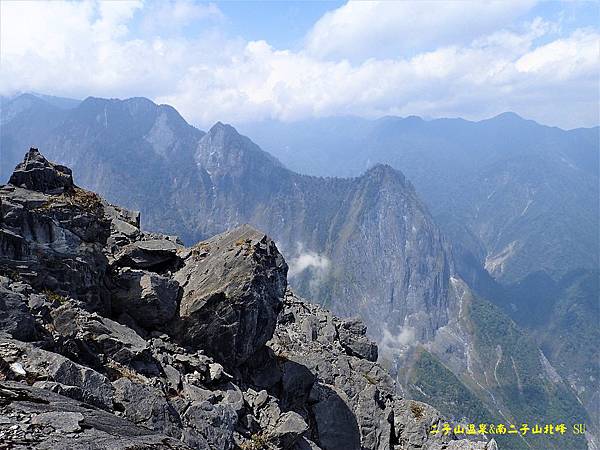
[{"xmin": 0, "ymin": 149, "xmax": 495, "ymax": 450}]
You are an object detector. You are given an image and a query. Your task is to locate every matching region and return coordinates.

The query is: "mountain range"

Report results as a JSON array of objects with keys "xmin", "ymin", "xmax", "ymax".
[
  {"xmin": 239, "ymin": 115, "xmax": 599, "ymax": 284},
  {"xmin": 1, "ymin": 93, "xmax": 597, "ymax": 449}
]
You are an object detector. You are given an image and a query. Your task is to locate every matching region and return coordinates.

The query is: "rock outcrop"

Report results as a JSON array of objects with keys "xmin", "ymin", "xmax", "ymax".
[
  {"xmin": 0, "ymin": 150, "xmax": 495, "ymax": 449},
  {"xmin": 8, "ymin": 147, "xmax": 74, "ymax": 194}
]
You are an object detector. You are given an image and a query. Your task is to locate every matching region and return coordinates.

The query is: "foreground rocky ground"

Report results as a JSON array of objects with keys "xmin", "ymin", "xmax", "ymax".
[{"xmin": 0, "ymin": 149, "xmax": 497, "ymax": 449}]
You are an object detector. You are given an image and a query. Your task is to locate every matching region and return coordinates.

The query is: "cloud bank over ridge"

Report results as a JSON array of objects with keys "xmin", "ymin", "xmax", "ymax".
[{"xmin": 1, "ymin": 0, "xmax": 598, "ymax": 129}]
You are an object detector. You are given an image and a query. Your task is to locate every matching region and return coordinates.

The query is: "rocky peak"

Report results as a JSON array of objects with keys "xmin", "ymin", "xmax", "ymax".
[
  {"xmin": 362, "ymin": 163, "xmax": 407, "ymax": 186},
  {"xmin": 207, "ymin": 121, "xmax": 237, "ymax": 139},
  {"xmin": 196, "ymin": 122, "xmax": 283, "ymax": 172},
  {"xmin": 8, "ymin": 147, "xmax": 74, "ymax": 194}
]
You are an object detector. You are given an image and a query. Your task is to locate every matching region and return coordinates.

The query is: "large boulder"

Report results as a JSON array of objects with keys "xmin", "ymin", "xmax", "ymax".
[{"xmin": 172, "ymin": 225, "xmax": 287, "ymax": 367}]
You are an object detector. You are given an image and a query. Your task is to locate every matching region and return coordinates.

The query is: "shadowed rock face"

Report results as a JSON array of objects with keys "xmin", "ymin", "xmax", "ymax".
[{"xmin": 0, "ymin": 150, "xmax": 494, "ymax": 450}]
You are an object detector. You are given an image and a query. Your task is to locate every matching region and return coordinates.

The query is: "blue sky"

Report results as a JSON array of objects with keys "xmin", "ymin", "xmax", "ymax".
[
  {"xmin": 1, "ymin": 1, "xmax": 598, "ymax": 128},
  {"xmin": 217, "ymin": 2, "xmax": 346, "ymax": 50}
]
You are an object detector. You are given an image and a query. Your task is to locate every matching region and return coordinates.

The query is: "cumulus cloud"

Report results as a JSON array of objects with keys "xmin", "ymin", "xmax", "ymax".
[
  {"xmin": 0, "ymin": 0, "xmax": 227, "ymax": 100},
  {"xmin": 515, "ymin": 29, "xmax": 599, "ymax": 79},
  {"xmin": 305, "ymin": 0, "xmax": 537, "ymax": 61},
  {"xmin": 0, "ymin": 1, "xmax": 598, "ymax": 128},
  {"xmin": 160, "ymin": 21, "xmax": 599, "ymax": 128}
]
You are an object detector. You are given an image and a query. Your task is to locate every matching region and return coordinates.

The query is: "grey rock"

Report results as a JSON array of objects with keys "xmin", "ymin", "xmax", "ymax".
[
  {"xmin": 338, "ymin": 317, "xmax": 378, "ymax": 362},
  {"xmin": 8, "ymin": 148, "xmax": 73, "ymax": 194},
  {"xmin": 173, "ymin": 225, "xmax": 287, "ymax": 367},
  {"xmin": 221, "ymin": 382, "xmax": 244, "ymax": 414},
  {"xmin": 112, "ymin": 268, "xmax": 180, "ymax": 328},
  {"xmin": 112, "ymin": 377, "xmax": 181, "ymax": 438},
  {"xmin": 104, "ymin": 202, "xmax": 140, "ymax": 230},
  {"xmin": 0, "ymin": 337, "xmax": 114, "ymax": 409},
  {"xmin": 31, "ymin": 411, "xmax": 84, "ymax": 433},
  {"xmin": 279, "ymin": 359, "xmax": 315, "ymax": 410},
  {"xmin": 180, "ymin": 400, "xmax": 237, "ymax": 450},
  {"xmin": 208, "ymin": 362, "xmax": 224, "ymax": 382},
  {"xmin": 393, "ymin": 400, "xmax": 448, "ymax": 449},
  {"xmin": 254, "ymin": 389, "xmax": 269, "ymax": 410},
  {"xmin": 51, "ymin": 304, "xmax": 153, "ymax": 370},
  {"xmin": 0, "ymin": 169, "xmax": 111, "ymax": 312},
  {"xmin": 164, "ymin": 364, "xmax": 182, "ymax": 392},
  {"xmin": 311, "ymin": 384, "xmax": 361, "ymax": 450},
  {"xmin": 0, "ymin": 381, "xmax": 192, "ymax": 449},
  {"xmin": 0, "ymin": 282, "xmax": 38, "ymax": 341},
  {"xmin": 270, "ymin": 411, "xmax": 309, "ymax": 449},
  {"xmin": 113, "ymin": 239, "xmax": 183, "ymax": 272},
  {"xmin": 32, "ymin": 381, "xmax": 86, "ymax": 402}
]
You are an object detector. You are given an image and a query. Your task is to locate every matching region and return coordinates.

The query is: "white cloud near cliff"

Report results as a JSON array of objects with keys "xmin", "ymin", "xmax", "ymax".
[
  {"xmin": 286, "ymin": 243, "xmax": 332, "ymax": 296},
  {"xmin": 287, "ymin": 246, "xmax": 331, "ymax": 279},
  {"xmin": 379, "ymin": 326, "xmax": 416, "ymax": 359},
  {"xmin": 1, "ymin": 1, "xmax": 598, "ymax": 128}
]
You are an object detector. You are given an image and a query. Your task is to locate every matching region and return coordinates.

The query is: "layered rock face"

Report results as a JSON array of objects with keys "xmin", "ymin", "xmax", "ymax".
[{"xmin": 0, "ymin": 150, "xmax": 494, "ymax": 450}]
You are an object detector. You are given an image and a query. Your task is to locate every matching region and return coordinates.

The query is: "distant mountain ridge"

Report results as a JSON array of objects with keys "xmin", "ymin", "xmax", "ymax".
[{"xmin": 238, "ymin": 114, "xmax": 599, "ymax": 284}]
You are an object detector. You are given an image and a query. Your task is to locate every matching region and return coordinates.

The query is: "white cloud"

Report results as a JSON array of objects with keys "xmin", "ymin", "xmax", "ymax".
[
  {"xmin": 0, "ymin": 1, "xmax": 598, "ymax": 128},
  {"xmin": 285, "ymin": 243, "xmax": 331, "ymax": 297},
  {"xmin": 515, "ymin": 29, "xmax": 599, "ymax": 79},
  {"xmin": 305, "ymin": 0, "xmax": 538, "ymax": 61},
  {"xmin": 379, "ymin": 326, "xmax": 416, "ymax": 359},
  {"xmin": 160, "ymin": 22, "xmax": 599, "ymax": 128},
  {"xmin": 287, "ymin": 245, "xmax": 331, "ymax": 279}
]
